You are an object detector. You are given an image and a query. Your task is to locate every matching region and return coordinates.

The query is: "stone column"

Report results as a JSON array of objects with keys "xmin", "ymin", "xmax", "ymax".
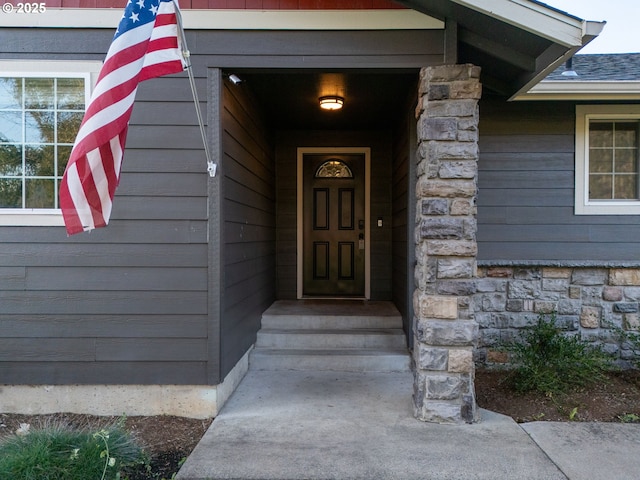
[{"xmin": 413, "ymin": 64, "xmax": 481, "ymax": 424}]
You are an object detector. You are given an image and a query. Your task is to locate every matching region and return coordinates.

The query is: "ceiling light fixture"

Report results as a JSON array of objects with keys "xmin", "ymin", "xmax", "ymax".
[{"xmin": 319, "ymin": 96, "xmax": 344, "ymax": 110}]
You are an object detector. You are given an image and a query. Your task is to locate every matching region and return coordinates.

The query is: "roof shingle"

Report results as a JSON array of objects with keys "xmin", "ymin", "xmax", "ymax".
[{"xmin": 545, "ymin": 53, "xmax": 640, "ymax": 81}]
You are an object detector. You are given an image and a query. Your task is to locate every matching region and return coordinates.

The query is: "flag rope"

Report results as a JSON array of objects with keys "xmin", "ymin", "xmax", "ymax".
[{"xmin": 173, "ymin": 0, "xmax": 216, "ymax": 177}]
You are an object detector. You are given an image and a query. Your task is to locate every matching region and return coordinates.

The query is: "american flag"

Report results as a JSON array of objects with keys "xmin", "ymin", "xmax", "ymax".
[{"xmin": 60, "ymin": 0, "xmax": 186, "ymax": 235}]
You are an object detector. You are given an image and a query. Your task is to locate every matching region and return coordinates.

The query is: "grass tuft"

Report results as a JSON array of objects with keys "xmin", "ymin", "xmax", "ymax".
[{"xmin": 0, "ymin": 418, "xmax": 145, "ymax": 480}]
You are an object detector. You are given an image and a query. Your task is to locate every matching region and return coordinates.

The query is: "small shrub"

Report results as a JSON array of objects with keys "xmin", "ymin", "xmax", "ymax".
[
  {"xmin": 0, "ymin": 419, "xmax": 145, "ymax": 480},
  {"xmin": 501, "ymin": 312, "xmax": 615, "ymax": 395}
]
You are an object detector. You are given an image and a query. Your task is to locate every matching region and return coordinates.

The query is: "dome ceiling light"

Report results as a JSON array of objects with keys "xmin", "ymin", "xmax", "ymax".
[{"xmin": 319, "ymin": 95, "xmax": 344, "ymax": 110}]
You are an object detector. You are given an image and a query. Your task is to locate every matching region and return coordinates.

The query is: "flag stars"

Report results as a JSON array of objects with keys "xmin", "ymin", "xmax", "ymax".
[
  {"xmin": 137, "ymin": 0, "xmax": 145, "ymax": 8},
  {"xmin": 129, "ymin": 11, "xmax": 140, "ymax": 22},
  {"xmin": 149, "ymin": 3, "xmax": 158, "ymax": 15}
]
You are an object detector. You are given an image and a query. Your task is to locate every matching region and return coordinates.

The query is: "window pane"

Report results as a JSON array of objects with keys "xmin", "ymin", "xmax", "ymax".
[
  {"xmin": 57, "ymin": 78, "xmax": 85, "ymax": 110},
  {"xmin": 57, "ymin": 145, "xmax": 72, "ymax": 176},
  {"xmin": 616, "ymin": 149, "xmax": 638, "ymax": 173},
  {"xmin": 0, "ymin": 178, "xmax": 22, "ymax": 207},
  {"xmin": 590, "ymin": 122, "xmax": 613, "ymax": 148},
  {"xmin": 590, "ymin": 174, "xmax": 612, "ymax": 199},
  {"xmin": 0, "ymin": 78, "xmax": 22, "ymax": 109},
  {"xmin": 0, "ymin": 72, "xmax": 87, "ymax": 211},
  {"xmin": 26, "ymin": 144, "xmax": 54, "ymax": 176},
  {"xmin": 24, "ymin": 78, "xmax": 54, "ymax": 110},
  {"xmin": 25, "ymin": 111, "xmax": 55, "ymax": 143},
  {"xmin": 0, "ymin": 144, "xmax": 23, "ymax": 176},
  {"xmin": 590, "ymin": 149, "xmax": 612, "ymax": 173},
  {"xmin": 615, "ymin": 175, "xmax": 638, "ymax": 199},
  {"xmin": 0, "ymin": 111, "xmax": 23, "ymax": 143},
  {"xmin": 25, "ymin": 178, "xmax": 54, "ymax": 208},
  {"xmin": 57, "ymin": 111, "xmax": 83, "ymax": 143},
  {"xmin": 615, "ymin": 123, "xmax": 637, "ymax": 148}
]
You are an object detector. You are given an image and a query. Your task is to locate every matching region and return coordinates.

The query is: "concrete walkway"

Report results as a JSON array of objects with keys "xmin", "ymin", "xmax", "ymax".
[{"xmin": 175, "ymin": 369, "xmax": 640, "ymax": 480}]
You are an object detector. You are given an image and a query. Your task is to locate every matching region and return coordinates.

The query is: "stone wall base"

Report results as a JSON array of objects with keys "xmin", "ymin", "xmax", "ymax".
[{"xmin": 475, "ymin": 266, "xmax": 640, "ymax": 366}]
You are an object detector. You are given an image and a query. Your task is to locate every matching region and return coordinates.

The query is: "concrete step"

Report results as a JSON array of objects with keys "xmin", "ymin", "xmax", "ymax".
[
  {"xmin": 250, "ymin": 348, "xmax": 411, "ymax": 373},
  {"xmin": 261, "ymin": 314, "xmax": 402, "ymax": 330},
  {"xmin": 256, "ymin": 328, "xmax": 407, "ymax": 349}
]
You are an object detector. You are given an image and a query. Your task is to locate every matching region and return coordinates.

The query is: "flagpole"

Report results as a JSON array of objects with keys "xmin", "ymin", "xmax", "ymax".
[{"xmin": 173, "ymin": 0, "xmax": 216, "ymax": 178}]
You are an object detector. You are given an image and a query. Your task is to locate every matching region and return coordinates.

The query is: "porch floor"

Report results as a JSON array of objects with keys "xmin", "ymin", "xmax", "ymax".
[{"xmin": 261, "ymin": 299, "xmax": 403, "ymax": 317}]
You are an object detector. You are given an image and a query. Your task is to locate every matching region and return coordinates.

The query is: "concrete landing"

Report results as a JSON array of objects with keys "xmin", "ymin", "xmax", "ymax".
[{"xmin": 176, "ymin": 370, "xmax": 567, "ymax": 480}]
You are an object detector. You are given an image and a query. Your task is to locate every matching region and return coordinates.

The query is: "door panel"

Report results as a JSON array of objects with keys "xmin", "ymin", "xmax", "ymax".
[{"xmin": 303, "ymin": 153, "xmax": 365, "ymax": 296}]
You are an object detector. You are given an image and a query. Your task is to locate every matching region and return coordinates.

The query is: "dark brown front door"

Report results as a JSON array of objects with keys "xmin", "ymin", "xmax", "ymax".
[{"xmin": 302, "ymin": 153, "xmax": 365, "ymax": 296}]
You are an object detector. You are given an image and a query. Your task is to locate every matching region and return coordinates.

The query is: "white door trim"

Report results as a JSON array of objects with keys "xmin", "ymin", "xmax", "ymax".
[{"xmin": 296, "ymin": 147, "xmax": 371, "ymax": 299}]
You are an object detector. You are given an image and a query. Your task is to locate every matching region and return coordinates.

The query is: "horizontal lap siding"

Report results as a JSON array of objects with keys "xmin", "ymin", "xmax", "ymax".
[
  {"xmin": 2, "ymin": 26, "xmax": 439, "ymax": 385},
  {"xmin": 478, "ymin": 98, "xmax": 640, "ymax": 262},
  {"xmin": 221, "ymin": 79, "xmax": 276, "ymax": 378},
  {"xmin": 0, "ymin": 29, "xmax": 209, "ymax": 385},
  {"xmin": 392, "ymin": 102, "xmax": 415, "ymax": 345}
]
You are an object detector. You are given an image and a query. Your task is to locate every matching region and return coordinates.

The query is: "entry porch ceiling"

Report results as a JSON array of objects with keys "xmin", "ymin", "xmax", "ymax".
[
  {"xmin": 396, "ymin": 0, "xmax": 604, "ymax": 98},
  {"xmin": 237, "ymin": 71, "xmax": 418, "ymax": 131}
]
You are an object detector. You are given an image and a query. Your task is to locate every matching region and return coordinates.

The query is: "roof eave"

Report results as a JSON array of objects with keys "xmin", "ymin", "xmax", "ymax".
[{"xmin": 508, "ymin": 20, "xmax": 606, "ymax": 101}]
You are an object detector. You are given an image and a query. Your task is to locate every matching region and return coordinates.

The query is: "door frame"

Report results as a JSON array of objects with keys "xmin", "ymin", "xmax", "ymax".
[{"xmin": 297, "ymin": 147, "xmax": 371, "ymax": 299}]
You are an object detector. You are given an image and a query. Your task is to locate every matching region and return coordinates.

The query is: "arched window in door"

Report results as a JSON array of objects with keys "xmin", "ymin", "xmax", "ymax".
[{"xmin": 315, "ymin": 159, "xmax": 353, "ymax": 178}]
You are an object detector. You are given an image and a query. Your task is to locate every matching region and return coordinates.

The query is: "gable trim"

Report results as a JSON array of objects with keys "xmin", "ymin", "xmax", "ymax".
[{"xmin": 451, "ymin": 0, "xmax": 587, "ymax": 47}]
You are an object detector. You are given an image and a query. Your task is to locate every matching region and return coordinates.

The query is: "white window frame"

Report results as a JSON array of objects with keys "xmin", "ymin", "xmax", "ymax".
[
  {"xmin": 575, "ymin": 105, "xmax": 640, "ymax": 215},
  {"xmin": 0, "ymin": 60, "xmax": 101, "ymax": 226}
]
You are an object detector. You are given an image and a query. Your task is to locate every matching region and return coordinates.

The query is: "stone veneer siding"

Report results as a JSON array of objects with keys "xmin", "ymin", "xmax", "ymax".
[
  {"xmin": 412, "ymin": 64, "xmax": 481, "ymax": 424},
  {"xmin": 475, "ymin": 266, "xmax": 640, "ymax": 366}
]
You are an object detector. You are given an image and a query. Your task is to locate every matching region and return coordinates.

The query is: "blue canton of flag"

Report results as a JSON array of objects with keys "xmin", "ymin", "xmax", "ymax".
[{"xmin": 115, "ymin": 0, "xmax": 163, "ymax": 39}]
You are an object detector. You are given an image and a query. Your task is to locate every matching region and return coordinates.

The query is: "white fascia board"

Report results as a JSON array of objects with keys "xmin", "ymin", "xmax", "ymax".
[
  {"xmin": 451, "ymin": 0, "xmax": 588, "ymax": 47},
  {"xmin": 516, "ymin": 81, "xmax": 640, "ymax": 101},
  {"xmin": 0, "ymin": 8, "xmax": 443, "ymax": 30}
]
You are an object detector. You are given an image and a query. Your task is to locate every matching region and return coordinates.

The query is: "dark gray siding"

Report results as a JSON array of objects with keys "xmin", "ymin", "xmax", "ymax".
[
  {"xmin": 219, "ymin": 77, "xmax": 276, "ymax": 378},
  {"xmin": 1, "ymin": 29, "xmax": 209, "ymax": 385},
  {"xmin": 187, "ymin": 30, "xmax": 443, "ymax": 71},
  {"xmin": 478, "ymin": 97, "xmax": 640, "ymax": 263},
  {"xmin": 392, "ymin": 98, "xmax": 417, "ymax": 346},
  {"xmin": 0, "ymin": 26, "xmax": 439, "ymax": 385},
  {"xmin": 275, "ymin": 131, "xmax": 393, "ymax": 300}
]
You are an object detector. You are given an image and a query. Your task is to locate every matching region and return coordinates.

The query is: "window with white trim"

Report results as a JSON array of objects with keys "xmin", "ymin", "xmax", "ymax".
[
  {"xmin": 575, "ymin": 105, "xmax": 640, "ymax": 215},
  {"xmin": 0, "ymin": 61, "xmax": 100, "ymax": 226}
]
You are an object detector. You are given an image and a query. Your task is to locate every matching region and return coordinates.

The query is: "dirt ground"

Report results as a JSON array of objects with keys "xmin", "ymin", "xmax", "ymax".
[
  {"xmin": 2, "ymin": 369, "xmax": 639, "ymax": 478},
  {"xmin": 475, "ymin": 368, "xmax": 640, "ymax": 423}
]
